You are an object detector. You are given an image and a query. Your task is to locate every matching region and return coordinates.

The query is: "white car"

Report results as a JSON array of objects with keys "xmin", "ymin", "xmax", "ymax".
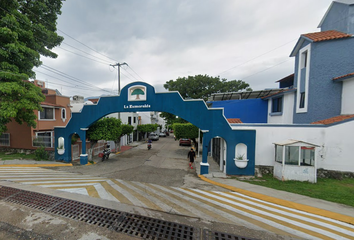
[{"xmin": 148, "ymin": 133, "xmax": 159, "ymax": 141}]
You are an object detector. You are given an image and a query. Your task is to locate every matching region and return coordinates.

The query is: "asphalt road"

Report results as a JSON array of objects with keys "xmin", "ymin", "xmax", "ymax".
[
  {"xmin": 0, "ymin": 136, "xmax": 302, "ymax": 240},
  {"xmin": 51, "ymin": 136, "xmax": 227, "ymax": 191}
]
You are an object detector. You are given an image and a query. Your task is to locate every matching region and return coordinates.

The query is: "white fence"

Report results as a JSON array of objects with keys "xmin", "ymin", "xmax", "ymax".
[{"xmin": 92, "ymin": 140, "xmax": 106, "ymax": 156}]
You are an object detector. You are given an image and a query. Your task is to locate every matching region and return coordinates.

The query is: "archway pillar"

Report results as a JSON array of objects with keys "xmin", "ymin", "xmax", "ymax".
[
  {"xmin": 79, "ymin": 128, "xmax": 88, "ymax": 165},
  {"xmin": 200, "ymin": 131, "xmax": 211, "ymax": 175},
  {"xmin": 54, "ymin": 127, "xmax": 72, "ymax": 163}
]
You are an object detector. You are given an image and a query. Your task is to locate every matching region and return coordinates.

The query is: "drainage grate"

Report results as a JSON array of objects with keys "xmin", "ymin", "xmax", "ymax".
[
  {"xmin": 203, "ymin": 229, "xmax": 258, "ymax": 240},
  {"xmin": 0, "ymin": 186, "xmax": 253, "ymax": 240},
  {"xmin": 0, "ymin": 186, "xmax": 22, "ymax": 200},
  {"xmin": 48, "ymin": 199, "xmax": 124, "ymax": 228},
  {"xmin": 6, "ymin": 190, "xmax": 64, "ymax": 211},
  {"xmin": 111, "ymin": 213, "xmax": 198, "ymax": 239}
]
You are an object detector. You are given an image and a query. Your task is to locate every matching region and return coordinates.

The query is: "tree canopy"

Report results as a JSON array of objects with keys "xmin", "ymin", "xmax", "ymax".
[
  {"xmin": 164, "ymin": 74, "xmax": 252, "ymax": 101},
  {"xmin": 0, "ymin": 0, "xmax": 64, "ymax": 134},
  {"xmin": 173, "ymin": 123, "xmax": 199, "ymax": 140},
  {"xmin": 87, "ymin": 118, "xmax": 122, "ymax": 144},
  {"xmin": 159, "ymin": 112, "xmax": 187, "ymax": 130},
  {"xmin": 137, "ymin": 124, "xmax": 159, "ymax": 135},
  {"xmin": 120, "ymin": 124, "xmax": 134, "ymax": 137}
]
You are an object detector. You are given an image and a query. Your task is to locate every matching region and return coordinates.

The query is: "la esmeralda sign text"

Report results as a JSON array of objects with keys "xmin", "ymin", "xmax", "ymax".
[{"xmin": 124, "ymin": 104, "xmax": 151, "ymax": 109}]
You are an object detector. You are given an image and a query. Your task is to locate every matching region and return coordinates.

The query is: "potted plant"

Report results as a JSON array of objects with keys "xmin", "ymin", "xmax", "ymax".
[{"xmin": 234, "ymin": 154, "xmax": 249, "ymax": 168}]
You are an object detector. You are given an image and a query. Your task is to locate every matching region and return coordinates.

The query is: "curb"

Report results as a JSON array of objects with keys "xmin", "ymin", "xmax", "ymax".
[{"xmin": 198, "ymin": 174, "xmax": 354, "ymax": 225}]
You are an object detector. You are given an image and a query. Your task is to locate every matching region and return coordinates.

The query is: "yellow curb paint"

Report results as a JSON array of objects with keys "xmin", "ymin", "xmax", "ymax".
[
  {"xmin": 115, "ymin": 152, "xmax": 121, "ymax": 154},
  {"xmin": 85, "ymin": 162, "xmax": 96, "ymax": 165},
  {"xmin": 198, "ymin": 174, "xmax": 354, "ymax": 225},
  {"xmin": 0, "ymin": 164, "xmax": 73, "ymax": 167}
]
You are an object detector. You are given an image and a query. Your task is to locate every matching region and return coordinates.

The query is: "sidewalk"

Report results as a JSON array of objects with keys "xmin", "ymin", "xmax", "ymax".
[
  {"xmin": 195, "ymin": 157, "xmax": 354, "ymax": 225},
  {"xmin": 0, "ymin": 159, "xmax": 72, "ymax": 167}
]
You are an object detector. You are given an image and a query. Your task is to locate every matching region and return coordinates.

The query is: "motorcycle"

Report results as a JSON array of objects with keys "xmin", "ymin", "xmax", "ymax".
[
  {"xmin": 102, "ymin": 145, "xmax": 111, "ymax": 161},
  {"xmin": 147, "ymin": 141, "xmax": 152, "ymax": 150}
]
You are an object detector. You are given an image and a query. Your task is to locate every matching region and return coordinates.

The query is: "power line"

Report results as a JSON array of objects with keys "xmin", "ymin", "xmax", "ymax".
[
  {"xmin": 35, "ymin": 70, "xmax": 102, "ymax": 91},
  {"xmin": 241, "ymin": 59, "xmax": 291, "ymax": 80},
  {"xmin": 57, "ymin": 29, "xmax": 118, "ymax": 63},
  {"xmin": 58, "ymin": 46, "xmax": 112, "ymax": 65},
  {"xmin": 218, "ymin": 39, "xmax": 297, "ymax": 76},
  {"xmin": 61, "ymin": 42, "xmax": 113, "ymax": 64},
  {"xmin": 127, "ymin": 65, "xmax": 145, "ymax": 81},
  {"xmin": 39, "ymin": 65, "xmax": 113, "ymax": 93}
]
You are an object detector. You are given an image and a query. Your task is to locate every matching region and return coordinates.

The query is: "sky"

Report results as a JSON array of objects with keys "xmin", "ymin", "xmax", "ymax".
[{"xmin": 33, "ymin": 0, "xmax": 338, "ymax": 98}]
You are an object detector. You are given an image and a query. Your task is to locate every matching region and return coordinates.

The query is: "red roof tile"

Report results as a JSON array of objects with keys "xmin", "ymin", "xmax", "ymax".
[
  {"xmin": 311, "ymin": 115, "xmax": 354, "ymax": 125},
  {"xmin": 227, "ymin": 118, "xmax": 243, "ymax": 124},
  {"xmin": 302, "ymin": 30, "xmax": 352, "ymax": 42},
  {"xmin": 333, "ymin": 72, "xmax": 354, "ymax": 81}
]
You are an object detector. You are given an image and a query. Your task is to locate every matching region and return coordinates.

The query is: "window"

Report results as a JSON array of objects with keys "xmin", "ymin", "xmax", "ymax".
[
  {"xmin": 301, "ymin": 51, "xmax": 308, "ymax": 69},
  {"xmin": 33, "ymin": 132, "xmax": 53, "ymax": 148},
  {"xmin": 61, "ymin": 108, "xmax": 66, "ymax": 120},
  {"xmin": 0, "ymin": 133, "xmax": 10, "ymax": 146},
  {"xmin": 285, "ymin": 146, "xmax": 299, "ymax": 165},
  {"xmin": 271, "ymin": 97, "xmax": 283, "ymax": 113},
  {"xmin": 133, "ymin": 117, "xmax": 136, "ymax": 124},
  {"xmin": 39, "ymin": 107, "xmax": 54, "ymax": 120},
  {"xmin": 275, "ymin": 145, "xmax": 283, "ymax": 163},
  {"xmin": 296, "ymin": 44, "xmax": 310, "ymax": 113},
  {"xmin": 128, "ymin": 116, "xmax": 132, "ymax": 125},
  {"xmin": 301, "ymin": 147, "xmax": 315, "ymax": 166},
  {"xmin": 299, "ymin": 92, "xmax": 305, "ymax": 108}
]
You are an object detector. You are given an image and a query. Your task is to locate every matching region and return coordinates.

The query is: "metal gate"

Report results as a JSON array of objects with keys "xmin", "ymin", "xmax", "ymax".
[{"xmin": 72, "ymin": 144, "xmax": 80, "ymax": 160}]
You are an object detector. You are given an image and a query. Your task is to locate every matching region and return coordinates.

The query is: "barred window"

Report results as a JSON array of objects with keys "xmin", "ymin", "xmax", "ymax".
[{"xmin": 0, "ymin": 133, "xmax": 10, "ymax": 146}]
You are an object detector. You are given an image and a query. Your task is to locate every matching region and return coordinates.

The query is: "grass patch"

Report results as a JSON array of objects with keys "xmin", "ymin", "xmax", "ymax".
[
  {"xmin": 0, "ymin": 151, "xmax": 37, "ymax": 161},
  {"xmin": 241, "ymin": 174, "xmax": 354, "ymax": 207}
]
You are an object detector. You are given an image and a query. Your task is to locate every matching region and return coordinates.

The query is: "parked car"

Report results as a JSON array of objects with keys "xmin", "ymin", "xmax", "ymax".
[
  {"xmin": 179, "ymin": 138, "xmax": 191, "ymax": 146},
  {"xmin": 148, "ymin": 132, "xmax": 159, "ymax": 141},
  {"xmin": 159, "ymin": 132, "xmax": 166, "ymax": 137}
]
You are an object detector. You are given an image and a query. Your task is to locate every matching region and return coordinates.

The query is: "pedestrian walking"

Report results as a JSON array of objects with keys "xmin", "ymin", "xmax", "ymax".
[{"xmin": 187, "ymin": 148, "xmax": 196, "ymax": 169}]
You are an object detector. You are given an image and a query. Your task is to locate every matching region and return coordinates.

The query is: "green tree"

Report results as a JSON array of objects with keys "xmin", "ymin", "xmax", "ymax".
[
  {"xmin": 173, "ymin": 123, "xmax": 200, "ymax": 150},
  {"xmin": 137, "ymin": 124, "xmax": 158, "ymax": 140},
  {"xmin": 164, "ymin": 74, "xmax": 252, "ymax": 101},
  {"xmin": 116, "ymin": 124, "xmax": 134, "ymax": 152},
  {"xmin": 0, "ymin": 0, "xmax": 64, "ymax": 134},
  {"xmin": 87, "ymin": 118, "xmax": 122, "ymax": 156},
  {"xmin": 159, "ymin": 112, "xmax": 187, "ymax": 130}
]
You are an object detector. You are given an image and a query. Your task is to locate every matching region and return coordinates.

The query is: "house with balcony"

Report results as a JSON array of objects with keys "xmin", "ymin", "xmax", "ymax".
[{"xmin": 0, "ymin": 80, "xmax": 71, "ymax": 151}]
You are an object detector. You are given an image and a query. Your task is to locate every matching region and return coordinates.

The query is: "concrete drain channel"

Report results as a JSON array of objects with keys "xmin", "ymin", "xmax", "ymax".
[{"xmin": 0, "ymin": 186, "xmax": 256, "ymax": 240}]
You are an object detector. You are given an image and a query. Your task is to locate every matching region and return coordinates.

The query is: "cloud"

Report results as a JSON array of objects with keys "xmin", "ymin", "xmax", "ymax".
[{"xmin": 35, "ymin": 0, "xmax": 334, "ymax": 97}]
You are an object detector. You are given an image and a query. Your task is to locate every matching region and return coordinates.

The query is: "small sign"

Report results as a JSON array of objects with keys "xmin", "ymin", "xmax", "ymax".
[{"xmin": 128, "ymin": 85, "xmax": 147, "ymax": 101}]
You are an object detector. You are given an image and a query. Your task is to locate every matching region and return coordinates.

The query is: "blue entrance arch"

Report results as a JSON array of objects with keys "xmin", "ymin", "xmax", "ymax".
[{"xmin": 54, "ymin": 82, "xmax": 255, "ymax": 175}]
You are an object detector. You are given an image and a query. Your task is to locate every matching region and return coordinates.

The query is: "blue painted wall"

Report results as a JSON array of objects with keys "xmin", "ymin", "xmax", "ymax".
[
  {"xmin": 320, "ymin": 2, "xmax": 354, "ymax": 34},
  {"xmin": 54, "ymin": 82, "xmax": 256, "ymax": 176},
  {"xmin": 293, "ymin": 38, "xmax": 354, "ymax": 123},
  {"xmin": 208, "ymin": 99, "xmax": 268, "ymax": 123}
]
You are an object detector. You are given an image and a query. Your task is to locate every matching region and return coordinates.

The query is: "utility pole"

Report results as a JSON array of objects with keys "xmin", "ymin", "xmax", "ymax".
[{"xmin": 110, "ymin": 62, "xmax": 128, "ymax": 120}]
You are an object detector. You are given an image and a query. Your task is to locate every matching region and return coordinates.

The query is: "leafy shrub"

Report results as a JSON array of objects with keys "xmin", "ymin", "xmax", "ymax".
[{"xmin": 35, "ymin": 146, "xmax": 49, "ymax": 161}]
